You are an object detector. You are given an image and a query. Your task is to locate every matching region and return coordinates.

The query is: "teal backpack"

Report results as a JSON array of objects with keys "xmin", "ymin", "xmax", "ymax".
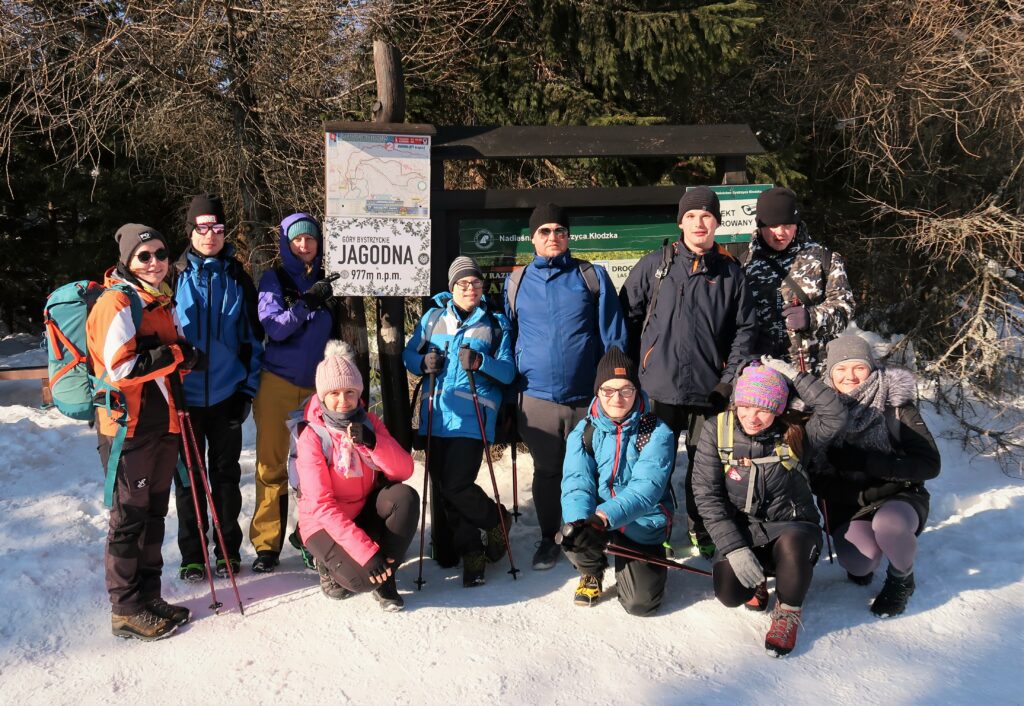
[{"xmin": 43, "ymin": 279, "xmax": 146, "ymax": 505}]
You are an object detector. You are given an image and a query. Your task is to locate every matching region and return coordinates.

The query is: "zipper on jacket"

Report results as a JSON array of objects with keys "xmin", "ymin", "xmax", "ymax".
[
  {"xmin": 608, "ymin": 423, "xmax": 623, "ymax": 497},
  {"xmin": 204, "ymin": 267, "xmax": 212, "ymax": 407}
]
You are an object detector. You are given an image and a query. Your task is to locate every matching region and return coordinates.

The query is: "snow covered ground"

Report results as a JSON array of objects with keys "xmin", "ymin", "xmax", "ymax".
[{"xmin": 1, "ymin": 336, "xmax": 1022, "ymax": 706}]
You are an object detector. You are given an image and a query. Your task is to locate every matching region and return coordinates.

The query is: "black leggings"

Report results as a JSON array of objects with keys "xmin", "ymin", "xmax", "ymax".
[{"xmin": 713, "ymin": 530, "xmax": 819, "ymax": 608}]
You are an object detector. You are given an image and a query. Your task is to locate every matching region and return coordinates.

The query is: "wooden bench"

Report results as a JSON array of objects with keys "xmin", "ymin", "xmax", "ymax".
[{"xmin": 0, "ymin": 366, "xmax": 52, "ymax": 405}]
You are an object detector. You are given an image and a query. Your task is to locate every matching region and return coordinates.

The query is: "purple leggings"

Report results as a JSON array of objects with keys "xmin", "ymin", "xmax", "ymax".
[{"xmin": 834, "ymin": 500, "xmax": 919, "ymax": 576}]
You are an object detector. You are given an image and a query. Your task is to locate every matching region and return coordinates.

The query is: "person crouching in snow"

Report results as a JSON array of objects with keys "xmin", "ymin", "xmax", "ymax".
[
  {"xmin": 558, "ymin": 347, "xmax": 676, "ymax": 615},
  {"xmin": 813, "ymin": 334, "xmax": 940, "ymax": 618},
  {"xmin": 692, "ymin": 358, "xmax": 846, "ymax": 657},
  {"xmin": 295, "ymin": 341, "xmax": 419, "ymax": 611}
]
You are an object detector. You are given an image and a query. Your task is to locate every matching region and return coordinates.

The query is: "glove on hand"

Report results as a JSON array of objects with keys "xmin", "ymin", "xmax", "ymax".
[
  {"xmin": 559, "ymin": 514, "xmax": 608, "ymax": 552},
  {"xmin": 726, "ymin": 547, "xmax": 765, "ymax": 589},
  {"xmin": 348, "ymin": 421, "xmax": 376, "ymax": 450},
  {"xmin": 421, "ymin": 349, "xmax": 445, "ymax": 375},
  {"xmin": 761, "ymin": 355, "xmax": 800, "ymax": 381},
  {"xmin": 782, "ymin": 304, "xmax": 810, "ymax": 332},
  {"xmin": 300, "ymin": 278, "xmax": 335, "ymax": 311},
  {"xmin": 459, "ymin": 347, "xmax": 483, "ymax": 372},
  {"xmin": 176, "ymin": 340, "xmax": 206, "ymax": 371},
  {"xmin": 707, "ymin": 382, "xmax": 732, "ymax": 413},
  {"xmin": 363, "ymin": 551, "xmax": 392, "ymax": 584}
]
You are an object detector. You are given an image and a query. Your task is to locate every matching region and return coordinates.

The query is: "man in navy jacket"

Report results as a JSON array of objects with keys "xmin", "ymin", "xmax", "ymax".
[
  {"xmin": 504, "ymin": 203, "xmax": 627, "ymax": 570},
  {"xmin": 619, "ymin": 187, "xmax": 756, "ymax": 556}
]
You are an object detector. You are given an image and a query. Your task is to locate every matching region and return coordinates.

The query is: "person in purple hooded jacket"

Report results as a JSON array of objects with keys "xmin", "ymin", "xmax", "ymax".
[{"xmin": 249, "ymin": 212, "xmax": 339, "ymax": 572}]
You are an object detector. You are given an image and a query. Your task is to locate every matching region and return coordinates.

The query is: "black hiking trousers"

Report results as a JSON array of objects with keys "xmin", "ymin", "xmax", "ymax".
[
  {"xmin": 173, "ymin": 394, "xmax": 245, "ymax": 565},
  {"xmin": 565, "ymin": 531, "xmax": 668, "ymax": 616}
]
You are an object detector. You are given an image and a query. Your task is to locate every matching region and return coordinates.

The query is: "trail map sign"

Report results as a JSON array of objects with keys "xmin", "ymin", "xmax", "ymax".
[
  {"xmin": 324, "ymin": 131, "xmax": 431, "ymax": 296},
  {"xmin": 459, "ymin": 184, "xmax": 772, "ymax": 293}
]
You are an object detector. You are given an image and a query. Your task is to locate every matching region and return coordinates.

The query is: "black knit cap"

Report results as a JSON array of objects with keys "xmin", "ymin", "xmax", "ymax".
[
  {"xmin": 529, "ymin": 202, "xmax": 569, "ymax": 235},
  {"xmin": 677, "ymin": 187, "xmax": 721, "ymax": 225},
  {"xmin": 756, "ymin": 186, "xmax": 801, "ymax": 227},
  {"xmin": 593, "ymin": 346, "xmax": 641, "ymax": 396},
  {"xmin": 185, "ymin": 193, "xmax": 226, "ymax": 235},
  {"xmin": 115, "ymin": 223, "xmax": 168, "ymax": 266}
]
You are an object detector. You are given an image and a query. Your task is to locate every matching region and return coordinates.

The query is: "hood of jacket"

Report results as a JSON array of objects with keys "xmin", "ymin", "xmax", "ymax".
[{"xmin": 279, "ymin": 213, "xmax": 323, "ymax": 283}]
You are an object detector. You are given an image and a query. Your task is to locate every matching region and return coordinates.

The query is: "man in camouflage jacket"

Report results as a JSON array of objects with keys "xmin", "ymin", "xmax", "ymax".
[{"xmin": 743, "ymin": 187, "xmax": 854, "ymax": 376}]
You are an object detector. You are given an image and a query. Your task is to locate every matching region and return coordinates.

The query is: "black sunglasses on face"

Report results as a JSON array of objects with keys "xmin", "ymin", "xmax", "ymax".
[{"xmin": 136, "ymin": 248, "xmax": 169, "ymax": 263}]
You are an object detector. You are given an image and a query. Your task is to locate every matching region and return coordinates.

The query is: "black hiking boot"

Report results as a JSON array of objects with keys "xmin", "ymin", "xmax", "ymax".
[
  {"xmin": 744, "ymin": 581, "xmax": 769, "ymax": 612},
  {"xmin": 318, "ymin": 562, "xmax": 354, "ymax": 601},
  {"xmin": 372, "ymin": 575, "xmax": 405, "ymax": 612},
  {"xmin": 485, "ymin": 505, "xmax": 511, "ymax": 563},
  {"xmin": 871, "ymin": 569, "xmax": 915, "ymax": 617},
  {"xmin": 111, "ymin": 608, "xmax": 177, "ymax": 642},
  {"xmin": 847, "ymin": 571, "xmax": 874, "ymax": 586},
  {"xmin": 251, "ymin": 551, "xmax": 280, "ymax": 573},
  {"xmin": 145, "ymin": 597, "xmax": 191, "ymax": 626},
  {"xmin": 531, "ymin": 537, "xmax": 560, "ymax": 571},
  {"xmin": 214, "ymin": 557, "xmax": 241, "ymax": 578},
  {"xmin": 178, "ymin": 563, "xmax": 205, "ymax": 582},
  {"xmin": 463, "ymin": 550, "xmax": 487, "ymax": 587}
]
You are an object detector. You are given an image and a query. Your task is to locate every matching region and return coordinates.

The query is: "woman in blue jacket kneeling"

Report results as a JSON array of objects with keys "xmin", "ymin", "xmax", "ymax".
[
  {"xmin": 403, "ymin": 257, "xmax": 516, "ymax": 588},
  {"xmin": 558, "ymin": 347, "xmax": 676, "ymax": 615}
]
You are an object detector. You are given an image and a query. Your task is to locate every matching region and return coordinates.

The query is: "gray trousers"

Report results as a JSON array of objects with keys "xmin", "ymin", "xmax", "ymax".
[
  {"xmin": 565, "ymin": 532, "xmax": 668, "ymax": 616},
  {"xmin": 518, "ymin": 395, "xmax": 588, "ymax": 539}
]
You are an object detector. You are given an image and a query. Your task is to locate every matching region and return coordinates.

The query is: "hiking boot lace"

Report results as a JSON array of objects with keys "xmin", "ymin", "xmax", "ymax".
[{"xmin": 767, "ymin": 608, "xmax": 802, "ymax": 643}]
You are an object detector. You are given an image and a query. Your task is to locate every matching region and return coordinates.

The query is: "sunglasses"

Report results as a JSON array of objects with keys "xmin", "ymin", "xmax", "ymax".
[
  {"xmin": 536, "ymin": 226, "xmax": 568, "ymax": 238},
  {"xmin": 135, "ymin": 248, "xmax": 169, "ymax": 264},
  {"xmin": 194, "ymin": 223, "xmax": 226, "ymax": 236}
]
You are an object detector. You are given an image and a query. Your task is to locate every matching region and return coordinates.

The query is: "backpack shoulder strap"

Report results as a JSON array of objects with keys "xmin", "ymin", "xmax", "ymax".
[
  {"xmin": 576, "ymin": 260, "xmax": 602, "ymax": 298},
  {"xmin": 641, "ymin": 241, "xmax": 676, "ymax": 339},
  {"xmin": 582, "ymin": 418, "xmax": 596, "ymax": 458},
  {"xmin": 416, "ymin": 307, "xmax": 446, "ymax": 354},
  {"xmin": 885, "ymin": 406, "xmax": 902, "ymax": 447},
  {"xmin": 635, "ymin": 412, "xmax": 658, "ymax": 453},
  {"xmin": 505, "ymin": 265, "xmax": 528, "ymax": 322},
  {"xmin": 716, "ymin": 410, "xmax": 735, "ymax": 469},
  {"xmin": 484, "ymin": 310, "xmax": 504, "ymax": 356}
]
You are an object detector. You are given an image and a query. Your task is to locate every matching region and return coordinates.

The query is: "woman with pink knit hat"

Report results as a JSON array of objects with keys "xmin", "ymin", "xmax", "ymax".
[
  {"xmin": 293, "ymin": 340, "xmax": 419, "ymax": 611},
  {"xmin": 692, "ymin": 356, "xmax": 846, "ymax": 657}
]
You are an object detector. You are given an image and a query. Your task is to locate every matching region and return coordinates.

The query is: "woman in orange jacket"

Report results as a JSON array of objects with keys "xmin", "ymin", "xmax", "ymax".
[{"xmin": 86, "ymin": 224, "xmax": 201, "ymax": 641}]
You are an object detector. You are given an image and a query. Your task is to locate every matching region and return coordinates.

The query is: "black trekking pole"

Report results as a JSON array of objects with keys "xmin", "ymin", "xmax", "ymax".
[
  {"xmin": 414, "ymin": 370, "xmax": 437, "ymax": 591},
  {"xmin": 510, "ymin": 399, "xmax": 520, "ymax": 522},
  {"xmin": 605, "ymin": 540, "xmax": 712, "ymax": 577},
  {"xmin": 462, "ymin": 347, "xmax": 519, "ymax": 580},
  {"xmin": 169, "ymin": 375, "xmax": 245, "ymax": 616},
  {"xmin": 818, "ymin": 498, "xmax": 836, "ymax": 565}
]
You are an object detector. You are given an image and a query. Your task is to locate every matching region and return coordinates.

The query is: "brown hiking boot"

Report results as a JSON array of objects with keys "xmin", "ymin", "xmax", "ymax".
[
  {"xmin": 145, "ymin": 598, "xmax": 191, "ymax": 626},
  {"xmin": 463, "ymin": 550, "xmax": 487, "ymax": 587},
  {"xmin": 485, "ymin": 505, "xmax": 512, "ymax": 563},
  {"xmin": 111, "ymin": 608, "xmax": 177, "ymax": 642},
  {"xmin": 318, "ymin": 562, "xmax": 354, "ymax": 601}
]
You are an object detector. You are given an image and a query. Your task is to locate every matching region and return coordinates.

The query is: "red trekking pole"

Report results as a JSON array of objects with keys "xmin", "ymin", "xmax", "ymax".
[
  {"xmin": 414, "ymin": 370, "xmax": 437, "ymax": 591},
  {"xmin": 463, "ymin": 348, "xmax": 519, "ymax": 580},
  {"xmin": 169, "ymin": 375, "xmax": 245, "ymax": 615}
]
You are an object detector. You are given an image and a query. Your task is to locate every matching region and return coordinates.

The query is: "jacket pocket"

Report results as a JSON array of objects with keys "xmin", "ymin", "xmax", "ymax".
[{"xmin": 642, "ymin": 335, "xmax": 658, "ymax": 372}]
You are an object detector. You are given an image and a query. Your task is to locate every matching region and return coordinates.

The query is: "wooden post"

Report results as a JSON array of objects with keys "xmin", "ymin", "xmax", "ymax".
[{"xmin": 372, "ymin": 39, "xmax": 413, "ymax": 450}]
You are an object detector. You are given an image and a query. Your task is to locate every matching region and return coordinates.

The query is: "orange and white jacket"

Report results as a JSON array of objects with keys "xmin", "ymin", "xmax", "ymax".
[{"xmin": 86, "ymin": 268, "xmax": 186, "ymax": 438}]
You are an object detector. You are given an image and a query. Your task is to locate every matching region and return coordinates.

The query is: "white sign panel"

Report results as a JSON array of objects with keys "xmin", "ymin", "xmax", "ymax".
[
  {"xmin": 698, "ymin": 184, "xmax": 772, "ymax": 241},
  {"xmin": 324, "ymin": 217, "xmax": 430, "ymax": 296},
  {"xmin": 325, "ymin": 132, "xmax": 430, "ymax": 219}
]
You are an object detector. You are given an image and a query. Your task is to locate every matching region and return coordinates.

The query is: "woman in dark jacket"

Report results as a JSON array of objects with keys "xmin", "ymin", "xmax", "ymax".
[
  {"xmin": 814, "ymin": 334, "xmax": 940, "ymax": 618},
  {"xmin": 693, "ymin": 357, "xmax": 846, "ymax": 657}
]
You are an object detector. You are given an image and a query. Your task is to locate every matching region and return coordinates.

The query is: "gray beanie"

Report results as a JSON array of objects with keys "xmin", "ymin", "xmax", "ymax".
[
  {"xmin": 825, "ymin": 334, "xmax": 877, "ymax": 378},
  {"xmin": 115, "ymin": 223, "xmax": 168, "ymax": 266},
  {"xmin": 448, "ymin": 256, "xmax": 483, "ymax": 291},
  {"xmin": 677, "ymin": 187, "xmax": 721, "ymax": 225}
]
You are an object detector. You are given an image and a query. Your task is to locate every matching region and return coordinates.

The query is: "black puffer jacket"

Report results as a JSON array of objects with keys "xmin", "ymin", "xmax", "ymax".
[
  {"xmin": 813, "ymin": 402, "xmax": 940, "ymax": 532},
  {"xmin": 692, "ymin": 372, "xmax": 847, "ymax": 556},
  {"xmin": 619, "ymin": 242, "xmax": 756, "ymax": 407}
]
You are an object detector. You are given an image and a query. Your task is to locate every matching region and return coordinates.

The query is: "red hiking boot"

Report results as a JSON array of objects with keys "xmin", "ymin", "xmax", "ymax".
[
  {"xmin": 765, "ymin": 605, "xmax": 802, "ymax": 657},
  {"xmin": 745, "ymin": 581, "xmax": 769, "ymax": 611}
]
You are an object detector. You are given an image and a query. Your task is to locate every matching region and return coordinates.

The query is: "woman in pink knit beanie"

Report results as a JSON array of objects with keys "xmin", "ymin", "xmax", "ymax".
[{"xmin": 293, "ymin": 340, "xmax": 420, "ymax": 611}]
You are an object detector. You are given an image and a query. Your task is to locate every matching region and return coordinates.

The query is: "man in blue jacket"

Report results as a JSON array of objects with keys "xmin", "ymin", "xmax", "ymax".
[
  {"xmin": 504, "ymin": 203, "xmax": 627, "ymax": 570},
  {"xmin": 173, "ymin": 194, "xmax": 264, "ymax": 581},
  {"xmin": 619, "ymin": 187, "xmax": 756, "ymax": 558}
]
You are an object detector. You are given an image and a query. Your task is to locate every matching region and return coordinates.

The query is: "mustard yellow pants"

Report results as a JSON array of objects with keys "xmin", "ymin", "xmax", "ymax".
[{"xmin": 249, "ymin": 370, "xmax": 314, "ymax": 554}]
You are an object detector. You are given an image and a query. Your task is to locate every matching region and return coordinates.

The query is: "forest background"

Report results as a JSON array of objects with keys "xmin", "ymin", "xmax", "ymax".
[{"xmin": 1, "ymin": 0, "xmax": 1022, "ymax": 464}]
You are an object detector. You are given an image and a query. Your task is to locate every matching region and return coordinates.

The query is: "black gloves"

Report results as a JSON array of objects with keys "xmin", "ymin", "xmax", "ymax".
[
  {"xmin": 363, "ymin": 550, "xmax": 392, "ymax": 584},
  {"xmin": 300, "ymin": 278, "xmax": 335, "ymax": 311},
  {"xmin": 349, "ymin": 421, "xmax": 376, "ymax": 449},
  {"xmin": 176, "ymin": 340, "xmax": 206, "ymax": 371},
  {"xmin": 558, "ymin": 514, "xmax": 609, "ymax": 552},
  {"xmin": 707, "ymin": 382, "xmax": 732, "ymax": 413},
  {"xmin": 782, "ymin": 304, "xmax": 810, "ymax": 332},
  {"xmin": 459, "ymin": 347, "xmax": 483, "ymax": 372},
  {"xmin": 421, "ymin": 349, "xmax": 445, "ymax": 375}
]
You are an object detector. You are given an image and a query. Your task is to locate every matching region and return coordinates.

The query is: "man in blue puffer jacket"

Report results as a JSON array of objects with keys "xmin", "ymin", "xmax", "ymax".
[
  {"xmin": 249, "ymin": 212, "xmax": 339, "ymax": 573},
  {"xmin": 504, "ymin": 203, "xmax": 628, "ymax": 571},
  {"xmin": 173, "ymin": 194, "xmax": 264, "ymax": 582},
  {"xmin": 560, "ymin": 347, "xmax": 675, "ymax": 615},
  {"xmin": 404, "ymin": 256, "xmax": 516, "ymax": 587}
]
